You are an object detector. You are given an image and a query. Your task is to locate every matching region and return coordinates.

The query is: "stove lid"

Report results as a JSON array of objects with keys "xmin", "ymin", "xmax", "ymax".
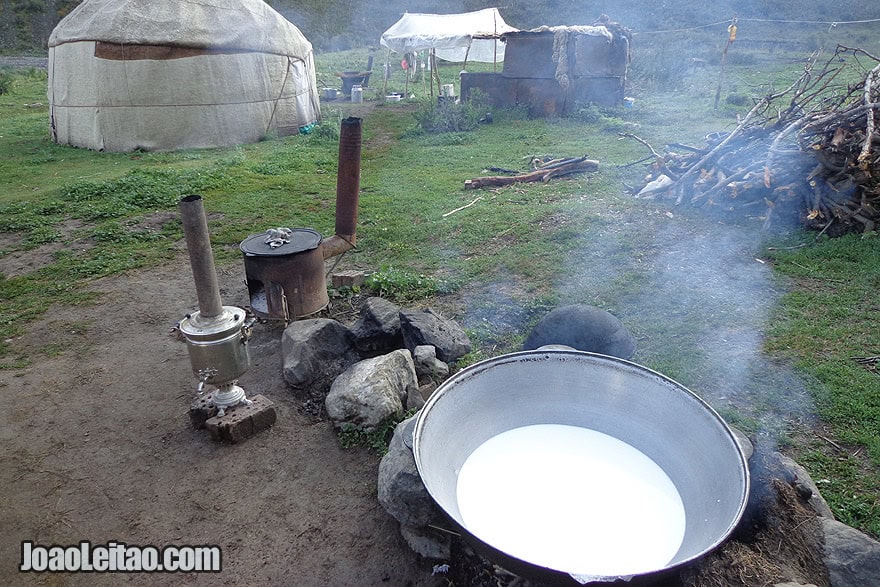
[{"xmin": 240, "ymin": 228, "xmax": 323, "ymax": 256}]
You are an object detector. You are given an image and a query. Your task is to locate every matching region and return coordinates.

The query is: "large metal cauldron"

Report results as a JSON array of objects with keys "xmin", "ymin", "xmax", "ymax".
[{"xmin": 412, "ymin": 350, "xmax": 749, "ymax": 585}]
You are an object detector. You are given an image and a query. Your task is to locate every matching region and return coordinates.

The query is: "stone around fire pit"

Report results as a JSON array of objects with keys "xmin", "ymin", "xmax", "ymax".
[
  {"xmin": 378, "ymin": 415, "xmax": 438, "ymax": 526},
  {"xmin": 774, "ymin": 452, "xmax": 834, "ymax": 519},
  {"xmin": 378, "ymin": 414, "xmax": 447, "ymax": 532},
  {"xmin": 325, "ymin": 349, "xmax": 418, "ymax": 431},
  {"xmin": 400, "ymin": 308, "xmax": 472, "ymax": 363},
  {"xmin": 412, "ymin": 345, "xmax": 449, "ymax": 382},
  {"xmin": 281, "ymin": 318, "xmax": 358, "ymax": 399},
  {"xmin": 730, "ymin": 426, "xmax": 755, "ymax": 461},
  {"xmin": 821, "ymin": 517, "xmax": 880, "ymax": 587},
  {"xmin": 400, "ymin": 524, "xmax": 451, "ymax": 560},
  {"xmin": 522, "ymin": 304, "xmax": 636, "ymax": 359},
  {"xmin": 350, "ymin": 297, "xmax": 403, "ymax": 356}
]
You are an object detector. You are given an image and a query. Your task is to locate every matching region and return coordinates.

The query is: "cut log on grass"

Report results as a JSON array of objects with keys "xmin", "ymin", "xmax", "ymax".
[{"xmin": 465, "ymin": 157, "xmax": 599, "ymax": 189}]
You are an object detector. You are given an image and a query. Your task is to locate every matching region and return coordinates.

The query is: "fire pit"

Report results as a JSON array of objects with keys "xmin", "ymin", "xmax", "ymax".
[{"xmin": 412, "ymin": 350, "xmax": 749, "ymax": 585}]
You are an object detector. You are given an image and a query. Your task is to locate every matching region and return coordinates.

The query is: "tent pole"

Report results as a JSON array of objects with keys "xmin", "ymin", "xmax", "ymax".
[
  {"xmin": 421, "ymin": 53, "xmax": 428, "ymax": 95},
  {"xmin": 382, "ymin": 50, "xmax": 389, "ymax": 96},
  {"xmin": 434, "ymin": 50, "xmax": 442, "ymax": 97},
  {"xmin": 493, "ymin": 11, "xmax": 498, "ymax": 72},
  {"xmin": 430, "ymin": 49, "xmax": 436, "ymax": 100}
]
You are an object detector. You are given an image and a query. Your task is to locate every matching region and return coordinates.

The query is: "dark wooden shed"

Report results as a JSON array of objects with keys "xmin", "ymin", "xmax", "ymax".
[{"xmin": 461, "ymin": 23, "xmax": 630, "ymax": 116}]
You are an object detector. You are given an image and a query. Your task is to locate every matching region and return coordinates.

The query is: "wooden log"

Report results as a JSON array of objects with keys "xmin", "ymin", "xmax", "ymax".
[{"xmin": 465, "ymin": 159, "xmax": 599, "ymax": 189}]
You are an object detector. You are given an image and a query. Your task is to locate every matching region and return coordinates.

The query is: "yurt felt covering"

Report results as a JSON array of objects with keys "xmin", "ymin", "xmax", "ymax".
[{"xmin": 48, "ymin": 0, "xmax": 320, "ymax": 152}]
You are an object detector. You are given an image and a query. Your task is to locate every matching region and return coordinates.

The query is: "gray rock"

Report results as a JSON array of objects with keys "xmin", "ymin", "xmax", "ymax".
[
  {"xmin": 350, "ymin": 297, "xmax": 403, "ymax": 356},
  {"xmin": 325, "ymin": 350, "xmax": 418, "ymax": 431},
  {"xmin": 406, "ymin": 385, "xmax": 426, "ymax": 412},
  {"xmin": 400, "ymin": 308, "xmax": 472, "ymax": 363},
  {"xmin": 400, "ymin": 524, "xmax": 451, "ymax": 560},
  {"xmin": 419, "ymin": 381, "xmax": 438, "ymax": 402},
  {"xmin": 412, "ymin": 345, "xmax": 450, "ymax": 382},
  {"xmin": 281, "ymin": 318, "xmax": 358, "ymax": 399},
  {"xmin": 378, "ymin": 415, "xmax": 443, "ymax": 528},
  {"xmin": 775, "ymin": 452, "xmax": 835, "ymax": 519},
  {"xmin": 821, "ymin": 517, "xmax": 880, "ymax": 587},
  {"xmin": 729, "ymin": 426, "xmax": 754, "ymax": 461},
  {"xmin": 773, "ymin": 583, "xmax": 818, "ymax": 587},
  {"xmin": 522, "ymin": 304, "xmax": 636, "ymax": 359}
]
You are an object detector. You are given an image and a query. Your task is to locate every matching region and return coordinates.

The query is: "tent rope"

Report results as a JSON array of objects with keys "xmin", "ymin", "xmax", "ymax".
[{"xmin": 266, "ymin": 55, "xmax": 293, "ymax": 136}]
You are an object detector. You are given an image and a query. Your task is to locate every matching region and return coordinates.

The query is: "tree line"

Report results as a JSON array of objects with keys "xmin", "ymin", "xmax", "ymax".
[{"xmin": 1, "ymin": 0, "xmax": 877, "ymax": 53}]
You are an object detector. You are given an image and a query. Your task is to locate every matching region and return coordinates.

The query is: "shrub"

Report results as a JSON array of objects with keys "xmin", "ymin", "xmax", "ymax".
[
  {"xmin": 0, "ymin": 70, "xmax": 13, "ymax": 95},
  {"xmin": 570, "ymin": 102, "xmax": 632, "ymax": 132},
  {"xmin": 410, "ymin": 89, "xmax": 489, "ymax": 134}
]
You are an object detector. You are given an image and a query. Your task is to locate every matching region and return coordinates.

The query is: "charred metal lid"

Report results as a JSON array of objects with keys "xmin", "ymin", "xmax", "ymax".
[{"xmin": 240, "ymin": 228, "xmax": 323, "ymax": 257}]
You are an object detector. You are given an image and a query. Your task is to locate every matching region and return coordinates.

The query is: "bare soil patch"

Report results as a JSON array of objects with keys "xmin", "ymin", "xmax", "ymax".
[
  {"xmin": 0, "ymin": 220, "xmax": 90, "ymax": 279},
  {"xmin": 0, "ymin": 258, "xmax": 439, "ymax": 586}
]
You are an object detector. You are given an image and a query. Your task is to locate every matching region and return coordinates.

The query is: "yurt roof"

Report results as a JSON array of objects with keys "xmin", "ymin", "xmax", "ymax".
[{"xmin": 48, "ymin": 0, "xmax": 311, "ymax": 57}]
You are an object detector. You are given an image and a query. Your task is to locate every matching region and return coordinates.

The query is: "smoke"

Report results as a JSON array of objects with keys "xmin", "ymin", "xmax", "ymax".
[
  {"xmin": 563, "ymin": 213, "xmax": 818, "ymax": 443},
  {"xmin": 459, "ymin": 202, "xmax": 819, "ymax": 452}
]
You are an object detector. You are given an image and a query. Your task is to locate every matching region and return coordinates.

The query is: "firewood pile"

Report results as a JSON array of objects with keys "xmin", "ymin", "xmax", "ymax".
[{"xmin": 633, "ymin": 46, "xmax": 880, "ymax": 235}]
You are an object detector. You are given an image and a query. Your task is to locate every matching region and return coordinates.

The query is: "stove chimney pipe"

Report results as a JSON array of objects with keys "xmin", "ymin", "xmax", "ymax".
[
  {"xmin": 179, "ymin": 194, "xmax": 224, "ymax": 318},
  {"xmin": 177, "ymin": 194, "xmax": 252, "ymax": 416},
  {"xmin": 323, "ymin": 117, "xmax": 361, "ymax": 259}
]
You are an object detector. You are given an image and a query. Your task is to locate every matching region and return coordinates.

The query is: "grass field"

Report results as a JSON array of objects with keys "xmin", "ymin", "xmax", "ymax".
[{"xmin": 1, "ymin": 34, "xmax": 878, "ymax": 538}]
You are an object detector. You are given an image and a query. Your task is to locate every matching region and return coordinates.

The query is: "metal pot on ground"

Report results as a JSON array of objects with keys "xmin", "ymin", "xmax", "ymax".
[{"xmin": 412, "ymin": 350, "xmax": 750, "ymax": 585}]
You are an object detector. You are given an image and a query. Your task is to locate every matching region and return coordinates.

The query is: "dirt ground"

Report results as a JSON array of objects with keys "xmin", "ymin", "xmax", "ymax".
[
  {"xmin": 0, "ymin": 256, "xmax": 443, "ymax": 586},
  {"xmin": 0, "ymin": 242, "xmax": 834, "ymax": 587}
]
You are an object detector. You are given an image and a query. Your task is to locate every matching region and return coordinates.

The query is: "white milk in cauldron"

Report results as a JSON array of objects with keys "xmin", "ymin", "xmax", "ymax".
[{"xmin": 456, "ymin": 424, "xmax": 687, "ymax": 577}]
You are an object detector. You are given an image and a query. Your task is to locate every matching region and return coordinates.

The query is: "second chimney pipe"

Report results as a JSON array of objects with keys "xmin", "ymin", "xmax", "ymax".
[
  {"xmin": 179, "ymin": 194, "xmax": 224, "ymax": 319},
  {"xmin": 323, "ymin": 117, "xmax": 361, "ymax": 259}
]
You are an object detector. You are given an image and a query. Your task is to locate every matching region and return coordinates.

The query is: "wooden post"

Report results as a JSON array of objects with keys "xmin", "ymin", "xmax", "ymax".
[{"xmin": 714, "ymin": 17, "xmax": 738, "ymax": 111}]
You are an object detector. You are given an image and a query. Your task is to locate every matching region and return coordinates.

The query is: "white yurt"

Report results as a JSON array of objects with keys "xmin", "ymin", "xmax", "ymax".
[{"xmin": 48, "ymin": 0, "xmax": 321, "ymax": 152}]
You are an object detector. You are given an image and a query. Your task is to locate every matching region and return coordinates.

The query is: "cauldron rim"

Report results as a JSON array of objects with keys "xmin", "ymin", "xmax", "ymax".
[{"xmin": 412, "ymin": 349, "xmax": 750, "ymax": 585}]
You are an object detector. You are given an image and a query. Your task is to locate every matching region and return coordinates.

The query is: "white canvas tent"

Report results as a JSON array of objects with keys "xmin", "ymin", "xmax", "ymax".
[
  {"xmin": 380, "ymin": 8, "xmax": 518, "ymax": 63},
  {"xmin": 48, "ymin": 0, "xmax": 320, "ymax": 152}
]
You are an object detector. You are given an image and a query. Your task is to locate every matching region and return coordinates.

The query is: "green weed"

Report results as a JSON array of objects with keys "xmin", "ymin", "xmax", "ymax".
[
  {"xmin": 364, "ymin": 266, "xmax": 452, "ymax": 302},
  {"xmin": 336, "ymin": 409, "xmax": 417, "ymax": 455}
]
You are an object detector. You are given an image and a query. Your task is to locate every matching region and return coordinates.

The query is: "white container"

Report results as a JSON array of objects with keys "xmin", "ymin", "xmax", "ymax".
[
  {"xmin": 351, "ymin": 85, "xmax": 363, "ymax": 103},
  {"xmin": 441, "ymin": 83, "xmax": 455, "ymax": 97}
]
